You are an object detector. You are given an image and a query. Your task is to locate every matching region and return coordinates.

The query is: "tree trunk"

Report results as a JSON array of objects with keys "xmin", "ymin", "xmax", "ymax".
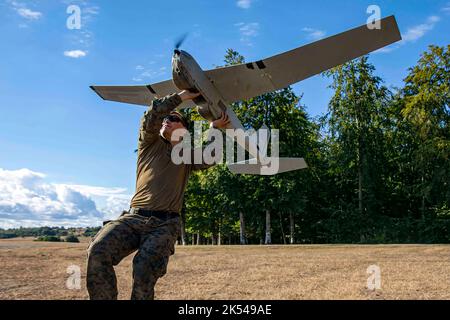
[
  {"xmin": 239, "ymin": 211, "xmax": 247, "ymax": 245},
  {"xmin": 191, "ymin": 233, "xmax": 195, "ymax": 246},
  {"xmin": 289, "ymin": 212, "xmax": 295, "ymax": 244},
  {"xmin": 217, "ymin": 220, "xmax": 222, "ymax": 245},
  {"xmin": 196, "ymin": 232, "xmax": 200, "ymax": 245},
  {"xmin": 180, "ymin": 209, "xmax": 187, "ymax": 246},
  {"xmin": 279, "ymin": 212, "xmax": 286, "ymax": 244},
  {"xmin": 358, "ymin": 145, "xmax": 363, "ymax": 215},
  {"xmin": 258, "ymin": 220, "xmax": 264, "ymax": 244},
  {"xmin": 421, "ymin": 158, "xmax": 426, "ymax": 219},
  {"xmin": 357, "ymin": 112, "xmax": 364, "ymax": 216},
  {"xmin": 265, "ymin": 209, "xmax": 272, "ymax": 244}
]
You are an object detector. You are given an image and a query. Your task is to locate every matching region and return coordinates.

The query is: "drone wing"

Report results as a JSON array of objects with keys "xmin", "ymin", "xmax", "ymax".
[
  {"xmin": 90, "ymin": 80, "xmax": 195, "ymax": 109},
  {"xmin": 206, "ymin": 16, "xmax": 401, "ymax": 103},
  {"xmin": 228, "ymin": 157, "xmax": 308, "ymax": 175}
]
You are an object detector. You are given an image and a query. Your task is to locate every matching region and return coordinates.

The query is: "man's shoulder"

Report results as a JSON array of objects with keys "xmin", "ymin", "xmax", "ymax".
[{"xmin": 138, "ymin": 135, "xmax": 169, "ymax": 154}]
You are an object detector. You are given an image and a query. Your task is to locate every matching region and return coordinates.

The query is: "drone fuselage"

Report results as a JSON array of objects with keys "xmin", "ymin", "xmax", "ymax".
[{"xmin": 172, "ymin": 50, "xmax": 227, "ymax": 121}]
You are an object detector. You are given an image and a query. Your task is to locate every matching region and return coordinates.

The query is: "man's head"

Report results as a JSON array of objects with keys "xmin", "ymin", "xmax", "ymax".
[{"xmin": 160, "ymin": 111, "xmax": 189, "ymax": 142}]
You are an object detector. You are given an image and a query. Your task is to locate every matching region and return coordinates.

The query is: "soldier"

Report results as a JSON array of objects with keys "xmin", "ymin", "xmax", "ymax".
[{"xmin": 86, "ymin": 90, "xmax": 230, "ymax": 300}]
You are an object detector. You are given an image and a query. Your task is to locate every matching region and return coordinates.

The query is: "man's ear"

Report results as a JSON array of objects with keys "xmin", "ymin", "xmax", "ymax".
[{"xmin": 159, "ymin": 127, "xmax": 169, "ymax": 142}]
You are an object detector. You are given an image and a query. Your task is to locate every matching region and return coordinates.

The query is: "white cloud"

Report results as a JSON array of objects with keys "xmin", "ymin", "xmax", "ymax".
[
  {"xmin": 373, "ymin": 46, "xmax": 395, "ymax": 54},
  {"xmin": 237, "ymin": 0, "xmax": 252, "ymax": 9},
  {"xmin": 237, "ymin": 22, "xmax": 259, "ymax": 36},
  {"xmin": 84, "ymin": 6, "xmax": 100, "ymax": 16},
  {"xmin": 17, "ymin": 8, "xmax": 42, "ymax": 20},
  {"xmin": 60, "ymin": 184, "xmax": 129, "ymax": 199},
  {"xmin": 402, "ymin": 16, "xmax": 440, "ymax": 42},
  {"xmin": 0, "ymin": 168, "xmax": 132, "ymax": 228},
  {"xmin": 302, "ymin": 27, "xmax": 326, "ymax": 40},
  {"xmin": 132, "ymin": 61, "xmax": 167, "ymax": 82},
  {"xmin": 64, "ymin": 50, "xmax": 87, "ymax": 58},
  {"xmin": 61, "ymin": 0, "xmax": 100, "ymax": 19},
  {"xmin": 375, "ymin": 15, "xmax": 442, "ymax": 54},
  {"xmin": 428, "ymin": 15, "xmax": 441, "ymax": 23},
  {"xmin": 7, "ymin": 1, "xmax": 42, "ymax": 21},
  {"xmin": 235, "ymin": 22, "xmax": 259, "ymax": 46},
  {"xmin": 141, "ymin": 69, "xmax": 165, "ymax": 78},
  {"xmin": 442, "ymin": 3, "xmax": 450, "ymax": 13}
]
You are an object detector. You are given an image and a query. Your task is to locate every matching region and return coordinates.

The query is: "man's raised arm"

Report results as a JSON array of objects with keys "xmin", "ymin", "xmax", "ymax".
[{"xmin": 138, "ymin": 90, "xmax": 199, "ymax": 147}]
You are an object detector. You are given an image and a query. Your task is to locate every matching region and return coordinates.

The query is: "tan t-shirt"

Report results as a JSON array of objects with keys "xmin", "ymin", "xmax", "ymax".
[{"xmin": 129, "ymin": 94, "xmax": 211, "ymax": 213}]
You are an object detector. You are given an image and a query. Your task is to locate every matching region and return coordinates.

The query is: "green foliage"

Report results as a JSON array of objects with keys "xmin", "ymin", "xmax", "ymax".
[
  {"xmin": 397, "ymin": 45, "xmax": 450, "ymax": 218},
  {"xmin": 323, "ymin": 56, "xmax": 393, "ymax": 216},
  {"xmin": 83, "ymin": 227, "xmax": 101, "ymax": 237},
  {"xmin": 65, "ymin": 235, "xmax": 80, "ymax": 243},
  {"xmin": 0, "ymin": 232, "xmax": 17, "ymax": 239},
  {"xmin": 181, "ymin": 46, "xmax": 450, "ymax": 244},
  {"xmin": 35, "ymin": 235, "xmax": 61, "ymax": 242},
  {"xmin": 0, "ymin": 226, "xmax": 94, "ymax": 241},
  {"xmin": 223, "ymin": 49, "xmax": 245, "ymax": 66}
]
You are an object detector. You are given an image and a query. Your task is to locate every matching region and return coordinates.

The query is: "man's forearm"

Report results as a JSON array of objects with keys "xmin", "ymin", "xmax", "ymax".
[
  {"xmin": 138, "ymin": 93, "xmax": 182, "ymax": 146},
  {"xmin": 141, "ymin": 94, "xmax": 182, "ymax": 133}
]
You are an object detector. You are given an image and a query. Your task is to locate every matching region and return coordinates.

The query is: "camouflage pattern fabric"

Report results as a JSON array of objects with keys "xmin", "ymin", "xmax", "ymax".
[{"xmin": 86, "ymin": 211, "xmax": 180, "ymax": 300}]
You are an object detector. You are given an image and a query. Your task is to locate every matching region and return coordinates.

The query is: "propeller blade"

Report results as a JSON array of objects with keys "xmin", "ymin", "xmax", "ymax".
[{"xmin": 175, "ymin": 33, "xmax": 189, "ymax": 50}]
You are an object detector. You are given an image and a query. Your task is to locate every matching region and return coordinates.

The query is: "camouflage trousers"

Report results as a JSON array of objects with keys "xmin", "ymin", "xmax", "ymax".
[{"xmin": 86, "ymin": 211, "xmax": 180, "ymax": 300}]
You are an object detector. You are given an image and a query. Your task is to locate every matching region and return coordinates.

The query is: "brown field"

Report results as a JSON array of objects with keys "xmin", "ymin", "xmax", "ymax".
[{"xmin": 0, "ymin": 238, "xmax": 449, "ymax": 300}]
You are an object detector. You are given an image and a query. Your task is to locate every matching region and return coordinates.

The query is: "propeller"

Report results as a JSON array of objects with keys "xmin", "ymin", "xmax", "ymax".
[{"xmin": 174, "ymin": 33, "xmax": 189, "ymax": 52}]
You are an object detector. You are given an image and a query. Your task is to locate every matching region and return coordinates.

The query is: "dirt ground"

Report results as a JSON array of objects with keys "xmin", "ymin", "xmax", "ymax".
[{"xmin": 0, "ymin": 238, "xmax": 449, "ymax": 300}]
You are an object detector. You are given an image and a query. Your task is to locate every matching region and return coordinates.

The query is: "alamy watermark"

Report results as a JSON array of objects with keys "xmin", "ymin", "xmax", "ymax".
[
  {"xmin": 367, "ymin": 265, "xmax": 381, "ymax": 290},
  {"xmin": 169, "ymin": 121, "xmax": 280, "ymax": 174},
  {"xmin": 66, "ymin": 5, "xmax": 81, "ymax": 30},
  {"xmin": 367, "ymin": 5, "xmax": 382, "ymax": 29},
  {"xmin": 66, "ymin": 264, "xmax": 81, "ymax": 290}
]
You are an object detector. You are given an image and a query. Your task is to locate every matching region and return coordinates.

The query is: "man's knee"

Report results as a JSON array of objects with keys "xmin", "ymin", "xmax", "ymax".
[
  {"xmin": 87, "ymin": 241, "xmax": 113, "ymax": 267},
  {"xmin": 133, "ymin": 251, "xmax": 169, "ymax": 280}
]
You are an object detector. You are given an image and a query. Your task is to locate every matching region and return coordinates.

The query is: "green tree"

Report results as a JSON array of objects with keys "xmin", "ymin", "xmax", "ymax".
[
  {"xmin": 35, "ymin": 235, "xmax": 61, "ymax": 242},
  {"xmin": 324, "ymin": 56, "xmax": 392, "ymax": 216},
  {"xmin": 392, "ymin": 45, "xmax": 450, "ymax": 219},
  {"xmin": 65, "ymin": 235, "xmax": 80, "ymax": 243},
  {"xmin": 184, "ymin": 48, "xmax": 321, "ymax": 245}
]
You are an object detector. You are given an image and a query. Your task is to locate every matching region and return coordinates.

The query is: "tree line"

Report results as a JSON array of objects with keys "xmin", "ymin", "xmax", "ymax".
[
  {"xmin": 181, "ymin": 45, "xmax": 450, "ymax": 245},
  {"xmin": 0, "ymin": 226, "xmax": 99, "ymax": 239}
]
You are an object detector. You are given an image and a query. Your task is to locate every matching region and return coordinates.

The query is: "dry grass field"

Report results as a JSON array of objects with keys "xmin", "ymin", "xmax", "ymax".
[{"xmin": 0, "ymin": 238, "xmax": 449, "ymax": 300}]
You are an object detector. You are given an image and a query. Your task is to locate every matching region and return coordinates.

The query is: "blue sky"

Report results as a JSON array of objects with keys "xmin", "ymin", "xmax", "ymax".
[{"xmin": 0, "ymin": 0, "xmax": 449, "ymax": 227}]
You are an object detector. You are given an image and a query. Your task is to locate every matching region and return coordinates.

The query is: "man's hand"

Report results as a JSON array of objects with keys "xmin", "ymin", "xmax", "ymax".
[
  {"xmin": 178, "ymin": 90, "xmax": 201, "ymax": 101},
  {"xmin": 210, "ymin": 112, "xmax": 231, "ymax": 129}
]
